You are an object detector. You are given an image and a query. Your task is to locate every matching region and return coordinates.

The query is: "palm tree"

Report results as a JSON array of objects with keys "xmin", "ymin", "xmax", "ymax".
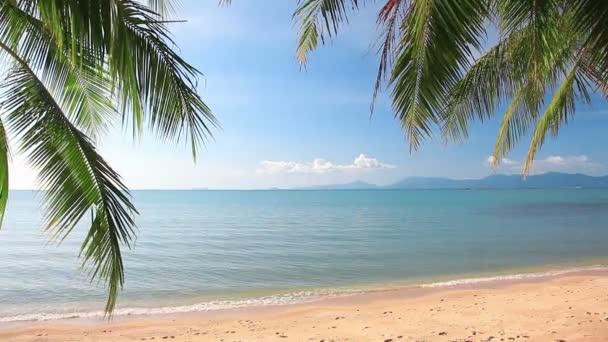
[
  {"xmin": 294, "ymin": 0, "xmax": 608, "ymax": 175},
  {"xmin": 0, "ymin": 0, "xmax": 216, "ymax": 313}
]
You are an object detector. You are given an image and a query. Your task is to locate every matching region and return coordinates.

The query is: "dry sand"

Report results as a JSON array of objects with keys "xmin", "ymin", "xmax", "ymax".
[{"xmin": 2, "ymin": 274, "xmax": 608, "ymax": 341}]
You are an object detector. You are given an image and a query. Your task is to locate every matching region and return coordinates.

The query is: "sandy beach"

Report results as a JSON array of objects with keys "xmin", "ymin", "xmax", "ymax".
[{"xmin": 1, "ymin": 273, "xmax": 608, "ymax": 341}]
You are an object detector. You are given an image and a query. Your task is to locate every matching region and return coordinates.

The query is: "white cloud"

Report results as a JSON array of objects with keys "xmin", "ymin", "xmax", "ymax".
[
  {"xmin": 544, "ymin": 155, "xmax": 590, "ymax": 165},
  {"xmin": 257, "ymin": 154, "xmax": 396, "ymax": 174},
  {"xmin": 483, "ymin": 154, "xmax": 606, "ymax": 175},
  {"xmin": 485, "ymin": 155, "xmax": 517, "ymax": 166},
  {"xmin": 353, "ymin": 154, "xmax": 391, "ymax": 169}
]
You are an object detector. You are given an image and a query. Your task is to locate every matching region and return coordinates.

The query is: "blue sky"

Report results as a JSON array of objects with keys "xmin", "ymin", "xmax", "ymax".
[{"xmin": 9, "ymin": 1, "xmax": 608, "ymax": 189}]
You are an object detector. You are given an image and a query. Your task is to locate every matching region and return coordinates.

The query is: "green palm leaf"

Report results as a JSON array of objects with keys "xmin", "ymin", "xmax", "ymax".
[
  {"xmin": 0, "ymin": 62, "xmax": 136, "ymax": 313},
  {"xmin": 391, "ymin": 0, "xmax": 489, "ymax": 151},
  {"xmin": 372, "ymin": 0, "xmax": 405, "ymax": 110},
  {"xmin": 0, "ymin": 120, "xmax": 9, "ymax": 229},
  {"xmin": 524, "ymin": 59, "xmax": 592, "ymax": 175},
  {"xmin": 294, "ymin": 0, "xmax": 608, "ymax": 174},
  {"xmin": 0, "ymin": 2, "xmax": 117, "ymax": 138},
  {"xmin": 293, "ymin": 0, "xmax": 361, "ymax": 65},
  {"xmin": 109, "ymin": 0, "xmax": 217, "ymax": 158},
  {"xmin": 492, "ymin": 88, "xmax": 536, "ymax": 166},
  {"xmin": 572, "ymin": 0, "xmax": 608, "ymax": 78},
  {"xmin": 0, "ymin": 0, "xmax": 217, "ymax": 314},
  {"xmin": 28, "ymin": 0, "xmax": 217, "ymax": 157},
  {"xmin": 147, "ymin": 0, "xmax": 179, "ymax": 17},
  {"xmin": 441, "ymin": 39, "xmax": 516, "ymax": 144}
]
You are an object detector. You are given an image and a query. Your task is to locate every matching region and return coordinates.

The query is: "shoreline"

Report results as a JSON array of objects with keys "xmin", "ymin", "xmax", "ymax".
[
  {"xmin": 2, "ymin": 266, "xmax": 608, "ymax": 341},
  {"xmin": 2, "ymin": 263, "xmax": 608, "ymax": 325}
]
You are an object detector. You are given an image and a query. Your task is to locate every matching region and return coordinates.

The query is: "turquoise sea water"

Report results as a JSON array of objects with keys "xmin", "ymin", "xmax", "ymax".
[{"xmin": 1, "ymin": 189, "xmax": 608, "ymax": 322}]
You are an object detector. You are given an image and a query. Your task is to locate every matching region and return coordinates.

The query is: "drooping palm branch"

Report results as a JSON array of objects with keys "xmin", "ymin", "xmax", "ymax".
[
  {"xmin": 0, "ymin": 0, "xmax": 217, "ymax": 313},
  {"xmin": 294, "ymin": 0, "xmax": 608, "ymax": 175},
  {"xmin": 294, "ymin": 0, "xmax": 361, "ymax": 65}
]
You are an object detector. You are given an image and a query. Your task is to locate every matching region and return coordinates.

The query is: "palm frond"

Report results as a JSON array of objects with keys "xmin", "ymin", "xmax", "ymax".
[
  {"xmin": 33, "ymin": 0, "xmax": 106, "ymax": 64},
  {"xmin": 0, "ymin": 2, "xmax": 117, "ymax": 138},
  {"xmin": 492, "ymin": 87, "xmax": 539, "ymax": 166},
  {"xmin": 293, "ymin": 0, "xmax": 361, "ymax": 65},
  {"xmin": 579, "ymin": 49, "xmax": 608, "ymax": 97},
  {"xmin": 109, "ymin": 0, "xmax": 217, "ymax": 159},
  {"xmin": 498, "ymin": 0, "xmax": 560, "ymax": 34},
  {"xmin": 25, "ymin": 0, "xmax": 217, "ymax": 158},
  {"xmin": 390, "ymin": 0, "xmax": 489, "ymax": 151},
  {"xmin": 523, "ymin": 59, "xmax": 592, "ymax": 176},
  {"xmin": 0, "ymin": 0, "xmax": 219, "ymax": 314},
  {"xmin": 498, "ymin": 0, "xmax": 564, "ymax": 101},
  {"xmin": 0, "ymin": 119, "xmax": 9, "ymax": 229},
  {"xmin": 371, "ymin": 0, "xmax": 405, "ymax": 111},
  {"xmin": 493, "ymin": 12, "xmax": 582, "ymax": 167},
  {"xmin": 147, "ymin": 0, "xmax": 179, "ymax": 17},
  {"xmin": 442, "ymin": 8, "xmax": 580, "ymax": 161},
  {"xmin": 572, "ymin": 0, "xmax": 608, "ymax": 77},
  {"xmin": 441, "ymin": 39, "xmax": 515, "ymax": 143},
  {"xmin": 0, "ymin": 62, "xmax": 137, "ymax": 313}
]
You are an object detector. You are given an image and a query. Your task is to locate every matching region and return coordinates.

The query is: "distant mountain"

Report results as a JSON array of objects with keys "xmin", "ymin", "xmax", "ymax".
[
  {"xmin": 295, "ymin": 181, "xmax": 378, "ymax": 190},
  {"xmin": 295, "ymin": 173, "xmax": 608, "ymax": 190},
  {"xmin": 386, "ymin": 172, "xmax": 608, "ymax": 189}
]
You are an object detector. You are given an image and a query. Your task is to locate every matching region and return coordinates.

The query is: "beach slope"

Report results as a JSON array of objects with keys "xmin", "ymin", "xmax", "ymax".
[{"xmin": 2, "ymin": 274, "xmax": 608, "ymax": 341}]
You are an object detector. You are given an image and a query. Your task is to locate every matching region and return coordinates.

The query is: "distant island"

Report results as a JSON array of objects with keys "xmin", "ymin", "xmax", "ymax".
[{"xmin": 294, "ymin": 172, "xmax": 608, "ymax": 190}]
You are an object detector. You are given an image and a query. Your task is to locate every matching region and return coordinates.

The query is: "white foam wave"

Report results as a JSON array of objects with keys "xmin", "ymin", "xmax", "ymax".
[
  {"xmin": 3, "ymin": 264, "xmax": 607, "ymax": 324},
  {"xmin": 0, "ymin": 289, "xmax": 363, "ymax": 323},
  {"xmin": 419, "ymin": 264, "xmax": 608, "ymax": 288}
]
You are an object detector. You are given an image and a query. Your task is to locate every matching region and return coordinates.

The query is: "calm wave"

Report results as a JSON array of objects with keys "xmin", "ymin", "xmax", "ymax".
[{"xmin": 1, "ymin": 189, "xmax": 608, "ymax": 322}]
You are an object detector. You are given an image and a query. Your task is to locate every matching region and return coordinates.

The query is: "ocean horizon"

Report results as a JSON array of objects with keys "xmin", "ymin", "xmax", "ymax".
[{"xmin": 1, "ymin": 189, "xmax": 608, "ymax": 323}]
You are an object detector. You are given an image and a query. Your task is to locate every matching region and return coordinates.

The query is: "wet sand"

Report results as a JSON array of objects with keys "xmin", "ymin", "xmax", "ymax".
[{"xmin": 2, "ymin": 274, "xmax": 608, "ymax": 341}]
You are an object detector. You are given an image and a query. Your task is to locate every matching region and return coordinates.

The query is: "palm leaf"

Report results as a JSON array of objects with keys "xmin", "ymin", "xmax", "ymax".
[
  {"xmin": 0, "ymin": 62, "xmax": 137, "ymax": 313},
  {"xmin": 572, "ymin": 0, "xmax": 608, "ymax": 78},
  {"xmin": 0, "ymin": 119, "xmax": 9, "ymax": 229},
  {"xmin": 110, "ymin": 0, "xmax": 218, "ymax": 158},
  {"xmin": 442, "ymin": 7, "xmax": 582, "ymax": 169},
  {"xmin": 498, "ymin": 0, "xmax": 560, "ymax": 34},
  {"xmin": 147, "ymin": 0, "xmax": 179, "ymax": 17},
  {"xmin": 0, "ymin": 0, "xmax": 218, "ymax": 314},
  {"xmin": 523, "ymin": 59, "xmax": 592, "ymax": 176},
  {"xmin": 28, "ymin": 0, "xmax": 217, "ymax": 157},
  {"xmin": 293, "ymin": 0, "xmax": 361, "ymax": 65},
  {"xmin": 579, "ymin": 50, "xmax": 608, "ymax": 98},
  {"xmin": 492, "ymin": 88, "xmax": 537, "ymax": 166},
  {"xmin": 371, "ymin": 0, "xmax": 405, "ymax": 110},
  {"xmin": 492, "ymin": 10, "xmax": 582, "ymax": 167},
  {"xmin": 390, "ymin": 0, "xmax": 489, "ymax": 151},
  {"xmin": 441, "ymin": 39, "xmax": 516, "ymax": 143},
  {"xmin": 0, "ymin": 2, "xmax": 117, "ymax": 138}
]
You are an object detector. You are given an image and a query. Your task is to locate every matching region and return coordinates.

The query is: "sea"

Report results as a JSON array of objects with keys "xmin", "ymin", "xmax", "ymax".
[{"xmin": 1, "ymin": 189, "xmax": 608, "ymax": 323}]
